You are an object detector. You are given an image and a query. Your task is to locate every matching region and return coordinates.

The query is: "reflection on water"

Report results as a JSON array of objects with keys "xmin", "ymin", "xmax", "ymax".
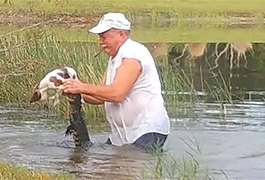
[
  {"xmin": 148, "ymin": 42, "xmax": 265, "ymax": 102},
  {"xmin": 1, "ymin": 101, "xmax": 265, "ymax": 179}
]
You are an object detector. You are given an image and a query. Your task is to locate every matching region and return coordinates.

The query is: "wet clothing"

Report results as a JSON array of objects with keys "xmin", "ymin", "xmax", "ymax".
[
  {"xmin": 104, "ymin": 38, "xmax": 170, "ymax": 147},
  {"xmin": 106, "ymin": 132, "xmax": 168, "ymax": 151}
]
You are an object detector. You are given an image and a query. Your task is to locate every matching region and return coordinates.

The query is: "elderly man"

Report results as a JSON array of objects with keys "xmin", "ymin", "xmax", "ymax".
[{"xmin": 62, "ymin": 12, "xmax": 170, "ymax": 151}]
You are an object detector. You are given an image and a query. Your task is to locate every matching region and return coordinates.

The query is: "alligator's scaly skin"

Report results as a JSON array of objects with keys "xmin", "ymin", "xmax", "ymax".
[{"xmin": 65, "ymin": 93, "xmax": 93, "ymax": 149}]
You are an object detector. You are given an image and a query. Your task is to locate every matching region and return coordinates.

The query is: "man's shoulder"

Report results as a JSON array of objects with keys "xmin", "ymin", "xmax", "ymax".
[
  {"xmin": 125, "ymin": 39, "xmax": 148, "ymax": 50},
  {"xmin": 120, "ymin": 38, "xmax": 154, "ymax": 62},
  {"xmin": 127, "ymin": 38, "xmax": 140, "ymax": 44}
]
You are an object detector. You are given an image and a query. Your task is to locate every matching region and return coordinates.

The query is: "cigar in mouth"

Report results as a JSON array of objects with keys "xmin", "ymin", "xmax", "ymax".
[{"xmin": 94, "ymin": 48, "xmax": 104, "ymax": 58}]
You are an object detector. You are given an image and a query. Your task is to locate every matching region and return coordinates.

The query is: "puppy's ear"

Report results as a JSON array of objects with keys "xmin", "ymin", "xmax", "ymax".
[
  {"xmin": 49, "ymin": 76, "xmax": 63, "ymax": 86},
  {"xmin": 30, "ymin": 90, "xmax": 41, "ymax": 103}
]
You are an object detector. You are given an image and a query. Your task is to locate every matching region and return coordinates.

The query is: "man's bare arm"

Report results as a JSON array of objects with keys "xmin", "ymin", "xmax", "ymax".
[
  {"xmin": 82, "ymin": 74, "xmax": 106, "ymax": 105},
  {"xmin": 62, "ymin": 59, "xmax": 141, "ymax": 103},
  {"xmin": 82, "ymin": 94, "xmax": 104, "ymax": 105},
  {"xmin": 81, "ymin": 58, "xmax": 142, "ymax": 103}
]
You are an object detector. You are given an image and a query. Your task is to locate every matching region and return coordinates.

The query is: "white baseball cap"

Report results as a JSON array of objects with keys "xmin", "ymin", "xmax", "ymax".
[{"xmin": 89, "ymin": 13, "xmax": 131, "ymax": 34}]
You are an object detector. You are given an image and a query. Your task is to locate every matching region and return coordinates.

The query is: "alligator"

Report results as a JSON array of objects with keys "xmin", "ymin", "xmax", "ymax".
[{"xmin": 65, "ymin": 91, "xmax": 93, "ymax": 149}]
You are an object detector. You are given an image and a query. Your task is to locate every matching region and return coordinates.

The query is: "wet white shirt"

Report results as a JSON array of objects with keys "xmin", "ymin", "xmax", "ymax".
[{"xmin": 105, "ymin": 38, "xmax": 170, "ymax": 146}]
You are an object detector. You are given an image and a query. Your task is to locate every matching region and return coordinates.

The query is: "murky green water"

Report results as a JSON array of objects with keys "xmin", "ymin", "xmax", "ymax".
[{"xmin": 1, "ymin": 101, "xmax": 265, "ymax": 179}]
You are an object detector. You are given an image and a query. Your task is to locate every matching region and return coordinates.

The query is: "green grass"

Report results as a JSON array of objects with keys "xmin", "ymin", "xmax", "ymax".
[
  {"xmin": 1, "ymin": 0, "xmax": 265, "ymax": 42},
  {"xmin": 47, "ymin": 24, "xmax": 265, "ymax": 42},
  {"xmin": 132, "ymin": 26, "xmax": 265, "ymax": 43},
  {"xmin": 0, "ymin": 163, "xmax": 75, "ymax": 180},
  {"xmin": 1, "ymin": 24, "xmax": 265, "ymax": 42},
  {"xmin": 1, "ymin": 0, "xmax": 265, "ymax": 16}
]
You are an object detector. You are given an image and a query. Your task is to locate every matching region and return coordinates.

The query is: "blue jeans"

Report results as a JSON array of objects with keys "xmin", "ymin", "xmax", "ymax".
[{"xmin": 106, "ymin": 132, "xmax": 168, "ymax": 152}]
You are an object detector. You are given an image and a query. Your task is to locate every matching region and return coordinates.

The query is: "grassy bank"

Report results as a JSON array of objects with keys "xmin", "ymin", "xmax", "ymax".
[
  {"xmin": 0, "ymin": 163, "xmax": 74, "ymax": 180},
  {"xmin": 1, "ymin": 0, "xmax": 265, "ymax": 16},
  {"xmin": 1, "ymin": 24, "xmax": 265, "ymax": 43},
  {"xmin": 1, "ymin": 0, "xmax": 265, "ymax": 42}
]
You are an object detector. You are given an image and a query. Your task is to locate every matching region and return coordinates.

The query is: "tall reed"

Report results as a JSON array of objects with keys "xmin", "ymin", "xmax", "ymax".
[
  {"xmin": 139, "ymin": 138, "xmax": 224, "ymax": 180},
  {"xmin": 0, "ymin": 28, "xmax": 107, "ymax": 124}
]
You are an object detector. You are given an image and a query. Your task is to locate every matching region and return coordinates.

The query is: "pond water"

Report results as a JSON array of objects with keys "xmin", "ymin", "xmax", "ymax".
[{"xmin": 1, "ymin": 101, "xmax": 265, "ymax": 179}]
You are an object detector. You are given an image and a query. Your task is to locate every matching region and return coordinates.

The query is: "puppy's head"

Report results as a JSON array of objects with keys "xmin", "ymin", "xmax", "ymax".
[
  {"xmin": 59, "ymin": 67, "xmax": 77, "ymax": 79},
  {"xmin": 30, "ymin": 83, "xmax": 41, "ymax": 103}
]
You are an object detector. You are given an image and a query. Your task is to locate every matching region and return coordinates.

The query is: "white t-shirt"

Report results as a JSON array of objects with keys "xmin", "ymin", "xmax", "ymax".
[{"xmin": 105, "ymin": 38, "xmax": 170, "ymax": 146}]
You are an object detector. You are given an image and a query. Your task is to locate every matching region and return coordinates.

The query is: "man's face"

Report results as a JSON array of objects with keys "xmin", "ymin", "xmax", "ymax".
[{"xmin": 99, "ymin": 29, "xmax": 122, "ymax": 56}]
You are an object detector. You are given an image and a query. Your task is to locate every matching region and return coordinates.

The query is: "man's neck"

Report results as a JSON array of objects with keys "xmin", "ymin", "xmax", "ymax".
[{"xmin": 111, "ymin": 37, "xmax": 129, "ymax": 58}]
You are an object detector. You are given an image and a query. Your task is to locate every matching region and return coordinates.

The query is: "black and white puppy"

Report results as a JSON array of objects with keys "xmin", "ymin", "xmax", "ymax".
[{"xmin": 30, "ymin": 67, "xmax": 78, "ymax": 106}]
